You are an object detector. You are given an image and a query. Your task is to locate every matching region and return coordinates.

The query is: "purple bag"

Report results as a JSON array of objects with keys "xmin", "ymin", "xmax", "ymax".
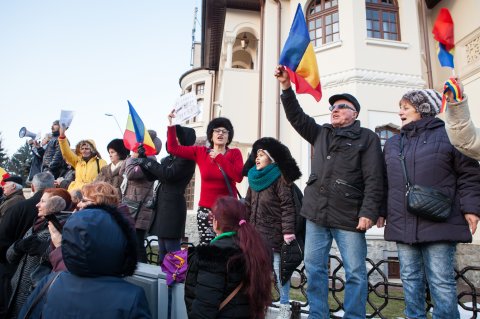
[{"xmin": 161, "ymin": 249, "xmax": 188, "ymax": 286}]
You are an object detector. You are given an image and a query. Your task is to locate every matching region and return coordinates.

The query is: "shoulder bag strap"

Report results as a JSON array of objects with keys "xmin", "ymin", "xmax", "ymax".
[
  {"xmin": 22, "ymin": 271, "xmax": 62, "ymax": 319},
  {"xmin": 398, "ymin": 135, "xmax": 411, "ymax": 187},
  {"xmin": 216, "ymin": 163, "xmax": 234, "ymax": 197},
  {"xmin": 219, "ymin": 282, "xmax": 243, "ymax": 311},
  {"xmin": 96, "ymin": 158, "xmax": 100, "ymax": 174}
]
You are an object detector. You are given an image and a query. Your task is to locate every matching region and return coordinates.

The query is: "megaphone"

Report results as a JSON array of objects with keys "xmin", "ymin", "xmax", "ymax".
[{"xmin": 19, "ymin": 127, "xmax": 38, "ymax": 140}]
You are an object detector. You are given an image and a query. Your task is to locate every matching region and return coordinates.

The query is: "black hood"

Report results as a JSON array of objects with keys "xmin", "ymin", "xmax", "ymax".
[{"xmin": 176, "ymin": 125, "xmax": 196, "ymax": 146}]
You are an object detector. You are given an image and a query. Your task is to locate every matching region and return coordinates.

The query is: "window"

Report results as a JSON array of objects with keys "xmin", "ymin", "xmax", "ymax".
[
  {"xmin": 196, "ymin": 83, "xmax": 205, "ymax": 95},
  {"xmin": 307, "ymin": 0, "xmax": 339, "ymax": 46},
  {"xmin": 375, "ymin": 125, "xmax": 400, "ymax": 148},
  {"xmin": 366, "ymin": 0, "xmax": 400, "ymax": 41},
  {"xmin": 184, "ymin": 173, "xmax": 196, "ymax": 210}
]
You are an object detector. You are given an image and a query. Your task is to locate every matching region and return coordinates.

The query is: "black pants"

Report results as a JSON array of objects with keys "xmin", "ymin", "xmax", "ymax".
[{"xmin": 135, "ymin": 229, "xmax": 148, "ymax": 263}]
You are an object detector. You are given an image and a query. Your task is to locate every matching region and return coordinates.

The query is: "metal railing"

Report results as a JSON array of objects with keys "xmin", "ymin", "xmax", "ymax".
[{"xmin": 145, "ymin": 237, "xmax": 480, "ymax": 318}]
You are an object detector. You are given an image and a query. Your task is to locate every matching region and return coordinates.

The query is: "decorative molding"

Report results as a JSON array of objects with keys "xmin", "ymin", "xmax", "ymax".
[
  {"xmin": 457, "ymin": 27, "xmax": 480, "ymax": 81},
  {"xmin": 321, "ymin": 68, "xmax": 425, "ymax": 89},
  {"xmin": 365, "ymin": 38, "xmax": 409, "ymax": 49},
  {"xmin": 180, "ymin": 69, "xmax": 211, "ymax": 89},
  {"xmin": 465, "ymin": 34, "xmax": 480, "ymax": 65}
]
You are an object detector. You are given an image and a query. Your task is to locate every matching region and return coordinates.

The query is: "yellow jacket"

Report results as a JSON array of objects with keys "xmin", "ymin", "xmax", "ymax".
[{"xmin": 59, "ymin": 137, "xmax": 107, "ymax": 191}]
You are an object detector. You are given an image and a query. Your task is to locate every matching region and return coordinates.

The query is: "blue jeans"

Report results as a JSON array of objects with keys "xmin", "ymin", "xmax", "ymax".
[
  {"xmin": 273, "ymin": 252, "xmax": 291, "ymax": 304},
  {"xmin": 304, "ymin": 220, "xmax": 367, "ymax": 319},
  {"xmin": 397, "ymin": 242, "xmax": 459, "ymax": 319}
]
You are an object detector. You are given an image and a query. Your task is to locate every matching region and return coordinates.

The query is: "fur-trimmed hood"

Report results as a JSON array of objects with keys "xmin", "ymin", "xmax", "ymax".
[{"xmin": 242, "ymin": 137, "xmax": 302, "ymax": 183}]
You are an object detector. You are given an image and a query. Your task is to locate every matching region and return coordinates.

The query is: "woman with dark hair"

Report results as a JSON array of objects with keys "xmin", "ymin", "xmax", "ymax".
[
  {"xmin": 95, "ymin": 138, "xmax": 130, "ymax": 197},
  {"xmin": 380, "ymin": 89, "xmax": 480, "ymax": 319},
  {"xmin": 6, "ymin": 188, "xmax": 72, "ymax": 318},
  {"xmin": 167, "ymin": 112, "xmax": 244, "ymax": 245},
  {"xmin": 18, "ymin": 205, "xmax": 151, "ymax": 319},
  {"xmin": 184, "ymin": 196, "xmax": 272, "ymax": 319},
  {"xmin": 130, "ymin": 125, "xmax": 196, "ymax": 263}
]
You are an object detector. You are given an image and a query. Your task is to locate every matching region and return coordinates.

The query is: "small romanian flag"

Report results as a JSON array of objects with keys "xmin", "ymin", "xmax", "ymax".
[
  {"xmin": 279, "ymin": 4, "xmax": 322, "ymax": 102},
  {"xmin": 432, "ymin": 8, "xmax": 455, "ymax": 68},
  {"xmin": 123, "ymin": 101, "xmax": 157, "ymax": 156},
  {"xmin": 0, "ymin": 167, "xmax": 10, "ymax": 186}
]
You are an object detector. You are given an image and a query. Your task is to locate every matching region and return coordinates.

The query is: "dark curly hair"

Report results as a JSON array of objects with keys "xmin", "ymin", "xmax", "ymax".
[{"xmin": 206, "ymin": 117, "xmax": 234, "ymax": 146}]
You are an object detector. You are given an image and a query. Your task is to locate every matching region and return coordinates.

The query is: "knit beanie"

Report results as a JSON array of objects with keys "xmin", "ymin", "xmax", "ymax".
[
  {"xmin": 401, "ymin": 89, "xmax": 442, "ymax": 118},
  {"xmin": 148, "ymin": 130, "xmax": 162, "ymax": 155},
  {"xmin": 107, "ymin": 138, "xmax": 130, "ymax": 160}
]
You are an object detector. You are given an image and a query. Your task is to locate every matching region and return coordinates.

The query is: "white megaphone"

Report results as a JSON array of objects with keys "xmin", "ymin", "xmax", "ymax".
[{"xmin": 19, "ymin": 127, "xmax": 39, "ymax": 140}]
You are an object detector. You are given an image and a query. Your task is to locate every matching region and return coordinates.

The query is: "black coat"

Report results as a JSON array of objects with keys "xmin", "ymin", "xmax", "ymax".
[
  {"xmin": 140, "ymin": 155, "xmax": 196, "ymax": 238},
  {"xmin": 384, "ymin": 117, "xmax": 480, "ymax": 244},
  {"xmin": 184, "ymin": 236, "xmax": 249, "ymax": 319},
  {"xmin": 281, "ymin": 88, "xmax": 384, "ymax": 231}
]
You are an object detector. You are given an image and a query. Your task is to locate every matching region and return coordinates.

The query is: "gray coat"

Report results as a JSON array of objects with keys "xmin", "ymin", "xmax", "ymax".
[
  {"xmin": 384, "ymin": 117, "xmax": 480, "ymax": 244},
  {"xmin": 281, "ymin": 88, "xmax": 384, "ymax": 232}
]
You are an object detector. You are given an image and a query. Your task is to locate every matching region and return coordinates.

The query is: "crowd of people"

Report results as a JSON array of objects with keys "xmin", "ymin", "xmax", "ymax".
[{"xmin": 0, "ymin": 68, "xmax": 478, "ymax": 319}]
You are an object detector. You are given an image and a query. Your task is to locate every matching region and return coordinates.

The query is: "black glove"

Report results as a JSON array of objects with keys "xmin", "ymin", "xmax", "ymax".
[
  {"xmin": 14, "ymin": 236, "xmax": 38, "ymax": 253},
  {"xmin": 25, "ymin": 237, "xmax": 50, "ymax": 257},
  {"xmin": 137, "ymin": 144, "xmax": 146, "ymax": 158}
]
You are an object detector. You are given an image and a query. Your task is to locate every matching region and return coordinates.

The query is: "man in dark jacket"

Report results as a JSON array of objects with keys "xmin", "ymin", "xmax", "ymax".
[
  {"xmin": 0, "ymin": 172, "xmax": 54, "ymax": 318},
  {"xmin": 275, "ymin": 66, "xmax": 384, "ymax": 319},
  {"xmin": 0, "ymin": 176, "xmax": 25, "ymax": 222},
  {"xmin": 41, "ymin": 120, "xmax": 67, "ymax": 179}
]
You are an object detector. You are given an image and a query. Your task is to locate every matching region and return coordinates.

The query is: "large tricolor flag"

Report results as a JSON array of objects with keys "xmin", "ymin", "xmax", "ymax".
[
  {"xmin": 123, "ymin": 101, "xmax": 157, "ymax": 156},
  {"xmin": 279, "ymin": 4, "xmax": 322, "ymax": 102},
  {"xmin": 432, "ymin": 8, "xmax": 455, "ymax": 68}
]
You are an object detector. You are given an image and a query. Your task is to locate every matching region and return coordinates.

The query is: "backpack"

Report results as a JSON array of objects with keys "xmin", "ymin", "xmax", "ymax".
[{"xmin": 292, "ymin": 183, "xmax": 306, "ymax": 251}]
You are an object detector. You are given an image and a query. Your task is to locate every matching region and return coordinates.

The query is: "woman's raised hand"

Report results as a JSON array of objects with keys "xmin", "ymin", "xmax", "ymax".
[{"xmin": 167, "ymin": 109, "xmax": 176, "ymax": 126}]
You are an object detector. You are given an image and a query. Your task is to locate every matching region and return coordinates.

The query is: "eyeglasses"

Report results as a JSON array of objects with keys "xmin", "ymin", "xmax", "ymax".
[
  {"xmin": 80, "ymin": 147, "xmax": 91, "ymax": 151},
  {"xmin": 213, "ymin": 128, "xmax": 229, "ymax": 135},
  {"xmin": 329, "ymin": 103, "xmax": 357, "ymax": 112}
]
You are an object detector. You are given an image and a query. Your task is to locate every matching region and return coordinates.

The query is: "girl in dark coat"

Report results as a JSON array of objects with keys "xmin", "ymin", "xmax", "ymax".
[
  {"xmin": 184, "ymin": 197, "xmax": 272, "ymax": 319},
  {"xmin": 243, "ymin": 137, "xmax": 301, "ymax": 319},
  {"xmin": 132, "ymin": 125, "xmax": 196, "ymax": 263},
  {"xmin": 380, "ymin": 89, "xmax": 480, "ymax": 319}
]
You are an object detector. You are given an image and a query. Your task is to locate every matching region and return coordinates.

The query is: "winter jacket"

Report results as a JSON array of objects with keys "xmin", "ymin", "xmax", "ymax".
[
  {"xmin": 384, "ymin": 117, "xmax": 480, "ymax": 244},
  {"xmin": 167, "ymin": 125, "xmax": 243, "ymax": 208},
  {"xmin": 58, "ymin": 137, "xmax": 107, "ymax": 191},
  {"xmin": 444, "ymin": 96, "xmax": 480, "ymax": 160},
  {"xmin": 28, "ymin": 145, "xmax": 44, "ymax": 181},
  {"xmin": 0, "ymin": 189, "xmax": 25, "ymax": 222},
  {"xmin": 124, "ymin": 157, "xmax": 155, "ymax": 230},
  {"xmin": 5, "ymin": 214, "xmax": 68, "ymax": 318},
  {"xmin": 42, "ymin": 133, "xmax": 66, "ymax": 179},
  {"xmin": 245, "ymin": 177, "xmax": 296, "ymax": 252},
  {"xmin": 95, "ymin": 160, "xmax": 126, "ymax": 198},
  {"xmin": 18, "ymin": 206, "xmax": 151, "ymax": 319},
  {"xmin": 280, "ymin": 87, "xmax": 384, "ymax": 231},
  {"xmin": 137, "ymin": 154, "xmax": 196, "ymax": 238},
  {"xmin": 184, "ymin": 236, "xmax": 250, "ymax": 319}
]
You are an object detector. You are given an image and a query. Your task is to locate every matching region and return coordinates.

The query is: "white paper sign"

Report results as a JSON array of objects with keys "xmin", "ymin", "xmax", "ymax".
[
  {"xmin": 172, "ymin": 92, "xmax": 200, "ymax": 124},
  {"xmin": 60, "ymin": 110, "xmax": 75, "ymax": 128}
]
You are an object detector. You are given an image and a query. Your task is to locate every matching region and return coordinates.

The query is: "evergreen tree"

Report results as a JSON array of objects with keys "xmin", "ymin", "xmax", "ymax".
[
  {"xmin": 6, "ymin": 142, "xmax": 31, "ymax": 183},
  {"xmin": 0, "ymin": 132, "xmax": 9, "ymax": 168}
]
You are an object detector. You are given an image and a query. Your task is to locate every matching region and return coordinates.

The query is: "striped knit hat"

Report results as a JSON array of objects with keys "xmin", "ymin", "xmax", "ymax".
[{"xmin": 401, "ymin": 89, "xmax": 442, "ymax": 118}]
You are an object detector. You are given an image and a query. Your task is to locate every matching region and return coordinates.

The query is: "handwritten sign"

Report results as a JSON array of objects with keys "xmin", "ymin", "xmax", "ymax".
[
  {"xmin": 172, "ymin": 92, "xmax": 200, "ymax": 124},
  {"xmin": 60, "ymin": 110, "xmax": 75, "ymax": 128}
]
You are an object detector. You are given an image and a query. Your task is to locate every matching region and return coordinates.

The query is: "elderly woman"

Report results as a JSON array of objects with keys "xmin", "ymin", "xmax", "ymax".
[
  {"xmin": 167, "ymin": 112, "xmax": 243, "ymax": 245},
  {"xmin": 6, "ymin": 188, "xmax": 71, "ymax": 319},
  {"xmin": 379, "ymin": 89, "xmax": 480, "ymax": 319},
  {"xmin": 58, "ymin": 126, "xmax": 107, "ymax": 191}
]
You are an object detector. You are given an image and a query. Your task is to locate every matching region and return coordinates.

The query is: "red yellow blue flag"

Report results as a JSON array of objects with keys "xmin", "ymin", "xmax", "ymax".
[
  {"xmin": 432, "ymin": 8, "xmax": 454, "ymax": 68},
  {"xmin": 440, "ymin": 77, "xmax": 463, "ymax": 113},
  {"xmin": 0, "ymin": 167, "xmax": 10, "ymax": 186},
  {"xmin": 123, "ymin": 101, "xmax": 156, "ymax": 156},
  {"xmin": 279, "ymin": 4, "xmax": 322, "ymax": 102}
]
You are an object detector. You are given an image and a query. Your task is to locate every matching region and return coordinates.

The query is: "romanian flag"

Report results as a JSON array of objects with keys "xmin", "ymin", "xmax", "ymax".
[
  {"xmin": 123, "ymin": 101, "xmax": 157, "ymax": 156},
  {"xmin": 279, "ymin": 4, "xmax": 322, "ymax": 102},
  {"xmin": 432, "ymin": 8, "xmax": 454, "ymax": 68},
  {"xmin": 0, "ymin": 167, "xmax": 10, "ymax": 186}
]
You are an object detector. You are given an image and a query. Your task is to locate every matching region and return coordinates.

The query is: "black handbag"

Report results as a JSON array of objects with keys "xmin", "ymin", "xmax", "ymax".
[{"xmin": 399, "ymin": 137, "xmax": 451, "ymax": 222}]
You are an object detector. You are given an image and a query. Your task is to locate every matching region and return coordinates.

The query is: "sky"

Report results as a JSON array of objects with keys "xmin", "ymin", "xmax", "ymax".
[{"xmin": 0, "ymin": 1, "xmax": 201, "ymax": 159}]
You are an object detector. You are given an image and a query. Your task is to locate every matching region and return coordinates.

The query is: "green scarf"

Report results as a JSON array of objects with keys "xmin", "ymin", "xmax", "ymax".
[
  {"xmin": 211, "ymin": 231, "xmax": 236, "ymax": 243},
  {"xmin": 248, "ymin": 163, "xmax": 281, "ymax": 192}
]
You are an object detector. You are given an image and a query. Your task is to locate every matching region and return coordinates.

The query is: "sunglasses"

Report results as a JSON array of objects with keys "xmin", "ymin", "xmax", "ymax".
[{"xmin": 329, "ymin": 103, "xmax": 357, "ymax": 112}]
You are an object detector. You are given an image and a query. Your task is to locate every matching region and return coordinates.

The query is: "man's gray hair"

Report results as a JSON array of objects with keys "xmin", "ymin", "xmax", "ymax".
[
  {"xmin": 31, "ymin": 172, "xmax": 55, "ymax": 192},
  {"xmin": 12, "ymin": 183, "xmax": 23, "ymax": 191}
]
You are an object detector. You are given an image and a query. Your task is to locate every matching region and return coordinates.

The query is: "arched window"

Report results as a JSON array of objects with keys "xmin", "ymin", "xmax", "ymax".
[
  {"xmin": 375, "ymin": 124, "xmax": 400, "ymax": 148},
  {"xmin": 306, "ymin": 0, "xmax": 339, "ymax": 47},
  {"xmin": 366, "ymin": 0, "xmax": 400, "ymax": 41}
]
